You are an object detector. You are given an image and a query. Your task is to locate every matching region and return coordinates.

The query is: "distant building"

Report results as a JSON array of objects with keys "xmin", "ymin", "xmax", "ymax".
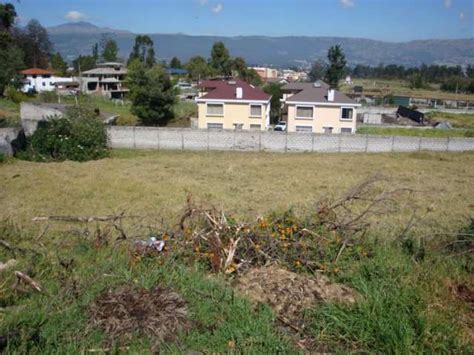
[
  {"xmin": 196, "ymin": 79, "xmax": 271, "ymax": 131},
  {"xmin": 79, "ymin": 62, "xmax": 128, "ymax": 99},
  {"xmin": 250, "ymin": 67, "xmax": 278, "ymax": 81},
  {"xmin": 20, "ymin": 68, "xmax": 74, "ymax": 93},
  {"xmin": 281, "ymin": 81, "xmax": 360, "ymax": 134},
  {"xmin": 281, "ymin": 69, "xmax": 308, "ymax": 82}
]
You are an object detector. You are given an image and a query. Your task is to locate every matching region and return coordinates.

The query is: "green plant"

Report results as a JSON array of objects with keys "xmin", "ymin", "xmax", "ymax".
[
  {"xmin": 4, "ymin": 86, "xmax": 29, "ymax": 104},
  {"xmin": 37, "ymin": 91, "xmax": 58, "ymax": 103},
  {"xmin": 18, "ymin": 106, "xmax": 109, "ymax": 162},
  {"xmin": 0, "ymin": 152, "xmax": 5, "ymax": 163}
]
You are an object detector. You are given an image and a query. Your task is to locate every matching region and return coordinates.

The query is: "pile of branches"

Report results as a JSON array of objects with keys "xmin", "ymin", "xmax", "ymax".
[{"xmin": 175, "ymin": 174, "xmax": 412, "ymax": 274}]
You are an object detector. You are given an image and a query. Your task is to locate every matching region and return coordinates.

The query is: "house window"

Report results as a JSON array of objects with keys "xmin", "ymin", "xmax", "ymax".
[
  {"xmin": 250, "ymin": 124, "xmax": 261, "ymax": 131},
  {"xmin": 207, "ymin": 123, "xmax": 223, "ymax": 130},
  {"xmin": 341, "ymin": 128, "xmax": 352, "ymax": 134},
  {"xmin": 233, "ymin": 123, "xmax": 243, "ymax": 131},
  {"xmin": 296, "ymin": 126, "xmax": 312, "ymax": 133},
  {"xmin": 250, "ymin": 104, "xmax": 262, "ymax": 117},
  {"xmin": 296, "ymin": 106, "xmax": 313, "ymax": 119},
  {"xmin": 42, "ymin": 82, "xmax": 46, "ymax": 86},
  {"xmin": 207, "ymin": 103, "xmax": 224, "ymax": 116},
  {"xmin": 341, "ymin": 108, "xmax": 354, "ymax": 121},
  {"xmin": 323, "ymin": 127, "xmax": 333, "ymax": 134}
]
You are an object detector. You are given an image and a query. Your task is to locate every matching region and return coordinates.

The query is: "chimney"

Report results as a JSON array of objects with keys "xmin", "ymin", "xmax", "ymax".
[
  {"xmin": 327, "ymin": 89, "xmax": 335, "ymax": 102},
  {"xmin": 236, "ymin": 87, "xmax": 243, "ymax": 99}
]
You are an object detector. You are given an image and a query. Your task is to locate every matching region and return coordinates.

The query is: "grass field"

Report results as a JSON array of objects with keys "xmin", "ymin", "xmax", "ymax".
[
  {"xmin": 1, "ymin": 149, "xmax": 473, "ymax": 352},
  {"xmin": 0, "ymin": 150, "xmax": 473, "ymax": 233},
  {"xmin": 357, "ymin": 126, "xmax": 474, "ymax": 137},
  {"xmin": 341, "ymin": 78, "xmax": 474, "ymax": 101},
  {"xmin": 426, "ymin": 111, "xmax": 474, "ymax": 129}
]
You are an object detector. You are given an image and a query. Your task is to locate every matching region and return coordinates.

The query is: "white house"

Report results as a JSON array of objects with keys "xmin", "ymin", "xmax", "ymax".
[{"xmin": 20, "ymin": 68, "xmax": 75, "ymax": 93}]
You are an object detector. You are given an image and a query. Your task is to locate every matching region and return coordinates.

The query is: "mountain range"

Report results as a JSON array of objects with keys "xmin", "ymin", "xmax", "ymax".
[{"xmin": 47, "ymin": 22, "xmax": 474, "ymax": 68}]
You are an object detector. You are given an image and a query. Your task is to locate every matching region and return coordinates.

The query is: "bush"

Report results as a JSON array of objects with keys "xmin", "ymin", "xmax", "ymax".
[
  {"xmin": 116, "ymin": 113, "xmax": 139, "ymax": 126},
  {"xmin": 37, "ymin": 91, "xmax": 58, "ymax": 103},
  {"xmin": 4, "ymin": 86, "xmax": 30, "ymax": 104},
  {"xmin": 18, "ymin": 106, "xmax": 109, "ymax": 162},
  {"xmin": 0, "ymin": 152, "xmax": 5, "ymax": 163}
]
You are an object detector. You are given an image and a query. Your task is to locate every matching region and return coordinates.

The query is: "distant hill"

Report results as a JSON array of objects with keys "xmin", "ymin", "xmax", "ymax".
[{"xmin": 47, "ymin": 22, "xmax": 474, "ymax": 67}]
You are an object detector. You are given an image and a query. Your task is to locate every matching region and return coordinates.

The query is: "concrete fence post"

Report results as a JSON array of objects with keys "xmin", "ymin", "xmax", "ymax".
[
  {"xmin": 418, "ymin": 136, "xmax": 422, "ymax": 151},
  {"xmin": 181, "ymin": 130, "xmax": 185, "ymax": 150},
  {"xmin": 311, "ymin": 133, "xmax": 315, "ymax": 153},
  {"xmin": 133, "ymin": 126, "xmax": 136, "ymax": 149},
  {"xmin": 207, "ymin": 129, "xmax": 210, "ymax": 151},
  {"xmin": 446, "ymin": 137, "xmax": 450, "ymax": 152},
  {"xmin": 391, "ymin": 135, "xmax": 395, "ymax": 152},
  {"xmin": 259, "ymin": 130, "xmax": 262, "ymax": 151},
  {"xmin": 285, "ymin": 131, "xmax": 288, "ymax": 152},
  {"xmin": 338, "ymin": 134, "xmax": 342, "ymax": 153},
  {"xmin": 365, "ymin": 134, "xmax": 369, "ymax": 152}
]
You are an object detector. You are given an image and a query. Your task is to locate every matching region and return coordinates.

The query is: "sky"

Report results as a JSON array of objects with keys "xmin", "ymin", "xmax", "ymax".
[{"xmin": 13, "ymin": 0, "xmax": 474, "ymax": 41}]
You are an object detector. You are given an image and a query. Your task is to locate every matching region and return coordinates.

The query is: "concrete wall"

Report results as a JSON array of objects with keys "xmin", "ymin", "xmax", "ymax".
[
  {"xmin": 108, "ymin": 127, "xmax": 474, "ymax": 153},
  {"xmin": 0, "ymin": 128, "xmax": 22, "ymax": 156},
  {"xmin": 287, "ymin": 104, "xmax": 357, "ymax": 133},
  {"xmin": 358, "ymin": 106, "xmax": 474, "ymax": 115},
  {"xmin": 197, "ymin": 102, "xmax": 269, "ymax": 130},
  {"xmin": 20, "ymin": 102, "xmax": 65, "ymax": 136}
]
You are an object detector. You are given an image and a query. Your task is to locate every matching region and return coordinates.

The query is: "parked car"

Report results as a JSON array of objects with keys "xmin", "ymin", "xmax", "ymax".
[{"xmin": 274, "ymin": 121, "xmax": 287, "ymax": 131}]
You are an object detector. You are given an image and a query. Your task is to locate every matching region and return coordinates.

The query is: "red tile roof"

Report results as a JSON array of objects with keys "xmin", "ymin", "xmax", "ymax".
[
  {"xmin": 20, "ymin": 68, "xmax": 53, "ymax": 75},
  {"xmin": 198, "ymin": 79, "xmax": 271, "ymax": 102}
]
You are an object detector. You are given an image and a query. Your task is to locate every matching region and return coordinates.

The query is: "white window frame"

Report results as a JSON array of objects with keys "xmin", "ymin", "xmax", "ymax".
[
  {"xmin": 206, "ymin": 103, "xmax": 224, "ymax": 117},
  {"xmin": 233, "ymin": 123, "xmax": 244, "ymax": 131},
  {"xmin": 250, "ymin": 124, "xmax": 261, "ymax": 131},
  {"xmin": 295, "ymin": 125, "xmax": 313, "ymax": 133},
  {"xmin": 207, "ymin": 123, "xmax": 223, "ymax": 130},
  {"xmin": 340, "ymin": 107, "xmax": 354, "ymax": 121},
  {"xmin": 295, "ymin": 105, "xmax": 314, "ymax": 120},
  {"xmin": 340, "ymin": 127, "xmax": 353, "ymax": 134},
  {"xmin": 249, "ymin": 104, "xmax": 263, "ymax": 118}
]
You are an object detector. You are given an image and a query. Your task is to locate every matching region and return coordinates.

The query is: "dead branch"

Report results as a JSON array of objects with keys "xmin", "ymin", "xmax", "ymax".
[
  {"xmin": 0, "ymin": 259, "xmax": 17, "ymax": 273},
  {"xmin": 14, "ymin": 271, "xmax": 42, "ymax": 292},
  {"xmin": 32, "ymin": 213, "xmax": 128, "ymax": 223}
]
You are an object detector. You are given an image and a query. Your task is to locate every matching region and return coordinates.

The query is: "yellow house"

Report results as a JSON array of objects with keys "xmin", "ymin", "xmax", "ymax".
[
  {"xmin": 196, "ymin": 79, "xmax": 271, "ymax": 131},
  {"xmin": 282, "ymin": 81, "xmax": 360, "ymax": 134}
]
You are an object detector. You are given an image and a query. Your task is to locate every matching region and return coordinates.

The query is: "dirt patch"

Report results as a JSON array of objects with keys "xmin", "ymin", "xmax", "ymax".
[
  {"xmin": 89, "ymin": 284, "xmax": 191, "ymax": 351},
  {"xmin": 235, "ymin": 265, "xmax": 360, "ymax": 323}
]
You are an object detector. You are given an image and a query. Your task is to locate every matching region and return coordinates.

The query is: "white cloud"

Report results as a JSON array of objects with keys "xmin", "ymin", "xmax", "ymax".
[
  {"xmin": 444, "ymin": 0, "xmax": 452, "ymax": 9},
  {"xmin": 198, "ymin": 0, "xmax": 209, "ymax": 5},
  {"xmin": 340, "ymin": 0, "xmax": 355, "ymax": 8},
  {"xmin": 65, "ymin": 11, "xmax": 86, "ymax": 21},
  {"xmin": 212, "ymin": 3, "xmax": 223, "ymax": 14},
  {"xmin": 459, "ymin": 11, "xmax": 465, "ymax": 21}
]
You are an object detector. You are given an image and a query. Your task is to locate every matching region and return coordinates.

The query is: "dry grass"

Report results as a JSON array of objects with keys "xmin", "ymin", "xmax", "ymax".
[{"xmin": 1, "ymin": 150, "xmax": 473, "ymax": 235}]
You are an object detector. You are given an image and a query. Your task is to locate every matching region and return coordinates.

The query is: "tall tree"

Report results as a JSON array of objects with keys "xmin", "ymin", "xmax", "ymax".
[
  {"xmin": 51, "ymin": 52, "xmax": 68, "ymax": 76},
  {"xmin": 231, "ymin": 57, "xmax": 262, "ymax": 86},
  {"xmin": 308, "ymin": 60, "xmax": 327, "ymax": 82},
  {"xmin": 210, "ymin": 41, "xmax": 231, "ymax": 76},
  {"xmin": 100, "ymin": 36, "xmax": 118, "ymax": 62},
  {"xmin": 263, "ymin": 82, "xmax": 283, "ymax": 124},
  {"xmin": 169, "ymin": 56, "xmax": 182, "ymax": 68},
  {"xmin": 186, "ymin": 56, "xmax": 210, "ymax": 81},
  {"xmin": 0, "ymin": 2, "xmax": 16, "ymax": 32},
  {"xmin": 73, "ymin": 55, "xmax": 96, "ymax": 74},
  {"xmin": 92, "ymin": 43, "xmax": 99, "ymax": 62},
  {"xmin": 18, "ymin": 19, "xmax": 52, "ymax": 68},
  {"xmin": 127, "ymin": 60, "xmax": 177, "ymax": 126},
  {"xmin": 128, "ymin": 35, "xmax": 155, "ymax": 68},
  {"xmin": 325, "ymin": 45, "xmax": 346, "ymax": 89}
]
